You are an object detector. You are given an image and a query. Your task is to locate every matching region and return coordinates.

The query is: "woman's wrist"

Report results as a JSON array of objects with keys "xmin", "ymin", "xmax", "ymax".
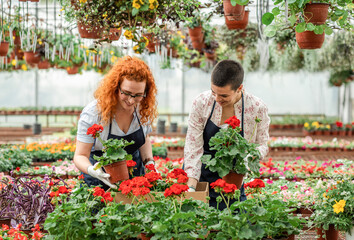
[{"xmin": 143, "ymin": 157, "xmax": 154, "ymax": 165}]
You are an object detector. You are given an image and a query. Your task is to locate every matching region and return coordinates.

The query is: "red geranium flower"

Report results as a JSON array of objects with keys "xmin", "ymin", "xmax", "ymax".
[
  {"xmin": 145, "ymin": 164, "xmax": 156, "ymax": 172},
  {"xmin": 93, "ymin": 186, "xmax": 105, "ymax": 197},
  {"xmin": 244, "ymin": 179, "xmax": 265, "ymax": 189},
  {"xmin": 224, "ymin": 116, "xmax": 241, "ymax": 129},
  {"xmin": 126, "ymin": 160, "xmax": 137, "ymax": 167},
  {"xmin": 78, "ymin": 174, "xmax": 84, "ymax": 180},
  {"xmin": 16, "ymin": 167, "xmax": 20, "ymax": 171},
  {"xmin": 58, "ymin": 186, "xmax": 69, "ymax": 194},
  {"xmin": 145, "ymin": 171, "xmax": 162, "ymax": 183},
  {"xmin": 101, "ymin": 192, "xmax": 113, "ymax": 202},
  {"xmin": 86, "ymin": 124, "xmax": 104, "ymax": 138},
  {"xmin": 336, "ymin": 121, "xmax": 343, "ymax": 128},
  {"xmin": 167, "ymin": 168, "xmax": 187, "ymax": 179},
  {"xmin": 164, "ymin": 183, "xmax": 189, "ymax": 197}
]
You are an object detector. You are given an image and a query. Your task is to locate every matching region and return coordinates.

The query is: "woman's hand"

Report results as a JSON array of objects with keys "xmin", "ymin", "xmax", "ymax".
[{"xmin": 87, "ymin": 163, "xmax": 117, "ymax": 189}]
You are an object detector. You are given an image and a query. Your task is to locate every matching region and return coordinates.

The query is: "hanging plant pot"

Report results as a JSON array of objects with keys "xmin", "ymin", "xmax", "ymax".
[
  {"xmin": 304, "ymin": 3, "xmax": 329, "ymax": 25},
  {"xmin": 188, "ymin": 26, "xmax": 203, "ymax": 41},
  {"xmin": 66, "ymin": 66, "xmax": 79, "ymax": 75},
  {"xmin": 24, "ymin": 51, "xmax": 41, "ymax": 64},
  {"xmin": 296, "ymin": 31, "xmax": 325, "ymax": 49},
  {"xmin": 31, "ymin": 0, "xmax": 40, "ymax": 2},
  {"xmin": 77, "ymin": 22, "xmax": 104, "ymax": 39},
  {"xmin": 225, "ymin": 10, "xmax": 249, "ymax": 30},
  {"xmin": 108, "ymin": 28, "xmax": 122, "ymax": 41},
  {"xmin": 37, "ymin": 59, "xmax": 51, "ymax": 69},
  {"xmin": 103, "ymin": 161, "xmax": 129, "ymax": 183},
  {"xmin": 143, "ymin": 33, "xmax": 157, "ymax": 53},
  {"xmin": 223, "ymin": 0, "xmax": 246, "ymax": 21},
  {"xmin": 0, "ymin": 41, "xmax": 9, "ymax": 57},
  {"xmin": 222, "ymin": 171, "xmax": 244, "ymax": 189}
]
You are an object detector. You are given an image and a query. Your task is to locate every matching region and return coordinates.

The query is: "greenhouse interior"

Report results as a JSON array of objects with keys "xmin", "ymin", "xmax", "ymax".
[{"xmin": 0, "ymin": 0, "xmax": 353, "ymax": 239}]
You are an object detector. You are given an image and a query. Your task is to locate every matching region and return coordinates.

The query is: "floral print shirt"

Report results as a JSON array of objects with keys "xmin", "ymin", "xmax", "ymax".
[{"xmin": 184, "ymin": 90, "xmax": 270, "ymax": 180}]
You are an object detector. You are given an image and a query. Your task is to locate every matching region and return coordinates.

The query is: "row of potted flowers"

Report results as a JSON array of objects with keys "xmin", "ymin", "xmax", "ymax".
[
  {"xmin": 260, "ymin": 157, "xmax": 353, "ymax": 180},
  {"xmin": 268, "ymin": 136, "xmax": 354, "ymax": 151},
  {"xmin": 303, "ymin": 121, "xmax": 354, "ymax": 136}
]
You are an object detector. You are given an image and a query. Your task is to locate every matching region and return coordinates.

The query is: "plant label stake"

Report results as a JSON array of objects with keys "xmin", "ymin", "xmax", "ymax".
[
  {"xmin": 51, "ymin": 45, "xmax": 56, "ymax": 62},
  {"xmin": 32, "ymin": 35, "xmax": 37, "ymax": 52},
  {"xmin": 9, "ymin": 27, "xmax": 13, "ymax": 46},
  {"xmin": 0, "ymin": 32, "xmax": 2, "ymax": 43},
  {"xmin": 59, "ymin": 44, "xmax": 64, "ymax": 59},
  {"xmin": 45, "ymin": 42, "xmax": 49, "ymax": 59}
]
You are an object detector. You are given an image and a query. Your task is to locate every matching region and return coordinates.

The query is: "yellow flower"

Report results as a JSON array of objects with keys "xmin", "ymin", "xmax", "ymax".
[
  {"xmin": 63, "ymin": 146, "xmax": 70, "ymax": 151},
  {"xmin": 323, "ymin": 192, "xmax": 328, "ymax": 199},
  {"xmin": 132, "ymin": 0, "xmax": 141, "ymax": 9},
  {"xmin": 304, "ymin": 122, "xmax": 309, "ymax": 128},
  {"xmin": 79, "ymin": 0, "xmax": 87, "ymax": 3},
  {"xmin": 143, "ymin": 36, "xmax": 149, "ymax": 44},
  {"xmin": 124, "ymin": 30, "xmax": 134, "ymax": 40},
  {"xmin": 326, "ymin": 124, "xmax": 330, "ymax": 130},
  {"xmin": 133, "ymin": 45, "xmax": 139, "ymax": 51},
  {"xmin": 21, "ymin": 64, "xmax": 27, "ymax": 71},
  {"xmin": 60, "ymin": 7, "xmax": 64, "ymax": 11},
  {"xmin": 333, "ymin": 200, "xmax": 346, "ymax": 214},
  {"xmin": 102, "ymin": 13, "xmax": 107, "ymax": 18},
  {"xmin": 11, "ymin": 59, "xmax": 17, "ymax": 66},
  {"xmin": 110, "ymin": 51, "xmax": 114, "ymax": 55},
  {"xmin": 111, "ymin": 56, "xmax": 118, "ymax": 63}
]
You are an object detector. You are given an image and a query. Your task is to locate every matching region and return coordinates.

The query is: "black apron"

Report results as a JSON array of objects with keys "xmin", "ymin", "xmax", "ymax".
[
  {"xmin": 83, "ymin": 111, "xmax": 145, "ymax": 190},
  {"xmin": 200, "ymin": 93, "xmax": 247, "ymax": 210}
]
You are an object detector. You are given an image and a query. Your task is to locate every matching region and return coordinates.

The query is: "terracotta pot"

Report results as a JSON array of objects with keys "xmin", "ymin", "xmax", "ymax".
[
  {"xmin": 31, "ymin": 0, "xmax": 40, "ymax": 2},
  {"xmin": 19, "ymin": 0, "xmax": 26, "ymax": 2},
  {"xmin": 299, "ymin": 206, "xmax": 314, "ymax": 215},
  {"xmin": 77, "ymin": 22, "xmax": 104, "ymax": 39},
  {"xmin": 37, "ymin": 59, "xmax": 51, "ymax": 69},
  {"xmin": 188, "ymin": 26, "xmax": 203, "ymax": 40},
  {"xmin": 143, "ymin": 33, "xmax": 157, "ymax": 53},
  {"xmin": 103, "ymin": 161, "xmax": 129, "ymax": 183},
  {"xmin": 304, "ymin": 3, "xmax": 329, "ymax": 25},
  {"xmin": 204, "ymin": 51, "xmax": 216, "ymax": 60},
  {"xmin": 296, "ymin": 31, "xmax": 325, "ymax": 49},
  {"xmin": 66, "ymin": 66, "xmax": 79, "ymax": 75},
  {"xmin": 139, "ymin": 233, "xmax": 152, "ymax": 240},
  {"xmin": 191, "ymin": 39, "xmax": 205, "ymax": 52},
  {"xmin": 225, "ymin": 10, "xmax": 249, "ymax": 30},
  {"xmin": 222, "ymin": 171, "xmax": 244, "ymax": 189},
  {"xmin": 24, "ymin": 51, "xmax": 41, "ymax": 64},
  {"xmin": 316, "ymin": 225, "xmax": 339, "ymax": 240},
  {"xmin": 0, "ymin": 41, "xmax": 10, "ymax": 57},
  {"xmin": 223, "ymin": 0, "xmax": 246, "ymax": 21}
]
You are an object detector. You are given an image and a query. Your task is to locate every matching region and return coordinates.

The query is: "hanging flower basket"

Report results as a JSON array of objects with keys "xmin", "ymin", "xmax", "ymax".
[
  {"xmin": 225, "ymin": 10, "xmax": 249, "ymax": 30},
  {"xmin": 24, "ymin": 51, "xmax": 41, "ymax": 64},
  {"xmin": 0, "ymin": 41, "xmax": 10, "ymax": 57},
  {"xmin": 296, "ymin": 31, "xmax": 325, "ymax": 49},
  {"xmin": 77, "ymin": 22, "xmax": 104, "ymax": 39},
  {"xmin": 107, "ymin": 28, "xmax": 122, "ymax": 41},
  {"xmin": 223, "ymin": 0, "xmax": 246, "ymax": 21},
  {"xmin": 304, "ymin": 3, "xmax": 329, "ymax": 25}
]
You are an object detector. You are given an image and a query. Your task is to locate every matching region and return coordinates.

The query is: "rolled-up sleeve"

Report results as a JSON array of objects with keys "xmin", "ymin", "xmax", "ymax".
[
  {"xmin": 256, "ymin": 105, "xmax": 270, "ymax": 160},
  {"xmin": 184, "ymin": 97, "xmax": 206, "ymax": 180}
]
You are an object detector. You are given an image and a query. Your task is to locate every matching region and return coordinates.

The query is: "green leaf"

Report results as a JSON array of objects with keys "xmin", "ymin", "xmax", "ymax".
[
  {"xmin": 314, "ymin": 25, "xmax": 324, "ymax": 34},
  {"xmin": 140, "ymin": 4, "xmax": 149, "ymax": 11},
  {"xmin": 289, "ymin": 15, "xmax": 297, "ymax": 25},
  {"xmin": 295, "ymin": 23, "xmax": 306, "ymax": 33},
  {"xmin": 235, "ymin": 0, "xmax": 249, "ymax": 6},
  {"xmin": 324, "ymin": 26, "xmax": 333, "ymax": 35},
  {"xmin": 132, "ymin": 8, "xmax": 139, "ymax": 16},
  {"xmin": 306, "ymin": 23, "xmax": 315, "ymax": 31},
  {"xmin": 238, "ymin": 227, "xmax": 253, "ymax": 238},
  {"xmin": 262, "ymin": 12, "xmax": 274, "ymax": 25},
  {"xmin": 264, "ymin": 25, "xmax": 277, "ymax": 37},
  {"xmin": 272, "ymin": 7, "xmax": 280, "ymax": 16}
]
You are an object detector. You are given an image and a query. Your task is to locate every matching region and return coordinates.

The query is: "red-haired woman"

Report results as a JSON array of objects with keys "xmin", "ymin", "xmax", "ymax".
[{"xmin": 74, "ymin": 56, "xmax": 158, "ymax": 189}]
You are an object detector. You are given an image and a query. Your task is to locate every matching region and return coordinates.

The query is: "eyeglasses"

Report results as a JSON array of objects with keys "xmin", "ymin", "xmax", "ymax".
[{"xmin": 119, "ymin": 88, "xmax": 146, "ymax": 101}]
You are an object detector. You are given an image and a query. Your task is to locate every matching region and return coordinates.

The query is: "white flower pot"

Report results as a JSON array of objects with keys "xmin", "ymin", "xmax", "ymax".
[{"xmin": 346, "ymin": 227, "xmax": 354, "ymax": 240}]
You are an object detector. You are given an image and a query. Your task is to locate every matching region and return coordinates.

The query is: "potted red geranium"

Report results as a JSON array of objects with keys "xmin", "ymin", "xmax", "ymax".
[
  {"xmin": 86, "ymin": 124, "xmax": 134, "ymax": 183},
  {"xmin": 201, "ymin": 116, "xmax": 261, "ymax": 189}
]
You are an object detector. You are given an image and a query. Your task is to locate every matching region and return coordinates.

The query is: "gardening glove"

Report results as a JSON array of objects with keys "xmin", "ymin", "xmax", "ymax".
[
  {"xmin": 187, "ymin": 186, "xmax": 196, "ymax": 192},
  {"xmin": 87, "ymin": 162, "xmax": 117, "ymax": 189}
]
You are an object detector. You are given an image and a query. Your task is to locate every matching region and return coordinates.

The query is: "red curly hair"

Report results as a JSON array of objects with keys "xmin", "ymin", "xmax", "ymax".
[{"xmin": 94, "ymin": 56, "xmax": 157, "ymax": 126}]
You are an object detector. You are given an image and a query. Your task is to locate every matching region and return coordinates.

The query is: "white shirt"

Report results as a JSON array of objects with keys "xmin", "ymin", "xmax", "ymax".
[
  {"xmin": 184, "ymin": 90, "xmax": 270, "ymax": 180},
  {"xmin": 77, "ymin": 100, "xmax": 152, "ymax": 151}
]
